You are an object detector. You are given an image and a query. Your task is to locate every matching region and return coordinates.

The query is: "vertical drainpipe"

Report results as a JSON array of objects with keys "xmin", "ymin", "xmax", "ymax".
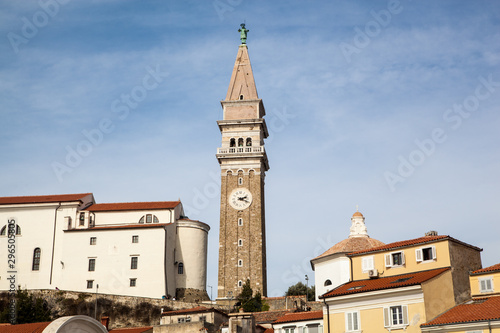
[
  {"xmin": 164, "ymin": 226, "xmax": 168, "ymax": 297},
  {"xmin": 323, "ymin": 298, "xmax": 330, "ymax": 333},
  {"xmin": 49, "ymin": 202, "xmax": 62, "ymax": 285},
  {"xmin": 349, "ymin": 255, "xmax": 353, "ymax": 281}
]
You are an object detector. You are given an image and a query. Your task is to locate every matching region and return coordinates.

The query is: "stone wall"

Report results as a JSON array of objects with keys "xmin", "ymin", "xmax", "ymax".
[
  {"xmin": 4, "ymin": 289, "xmax": 230, "ymax": 329},
  {"xmin": 448, "ymin": 241, "xmax": 483, "ymax": 303},
  {"xmin": 263, "ymin": 295, "xmax": 323, "ymax": 311}
]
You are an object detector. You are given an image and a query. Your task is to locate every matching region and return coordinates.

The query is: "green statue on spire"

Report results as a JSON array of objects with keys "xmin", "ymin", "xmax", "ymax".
[{"xmin": 238, "ymin": 23, "xmax": 249, "ymax": 44}]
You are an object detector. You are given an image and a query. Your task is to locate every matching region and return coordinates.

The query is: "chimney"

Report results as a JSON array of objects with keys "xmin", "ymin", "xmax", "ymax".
[
  {"xmin": 425, "ymin": 230, "xmax": 438, "ymax": 236},
  {"xmin": 100, "ymin": 316, "xmax": 110, "ymax": 331}
]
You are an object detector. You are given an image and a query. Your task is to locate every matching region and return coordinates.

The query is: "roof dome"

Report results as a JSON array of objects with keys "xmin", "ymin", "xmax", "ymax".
[
  {"xmin": 352, "ymin": 211, "xmax": 363, "ymax": 217},
  {"xmin": 312, "ymin": 210, "xmax": 384, "ymax": 261}
]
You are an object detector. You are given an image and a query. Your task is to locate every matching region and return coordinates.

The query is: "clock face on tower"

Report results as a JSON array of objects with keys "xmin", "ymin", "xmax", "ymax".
[{"xmin": 229, "ymin": 188, "xmax": 253, "ymax": 210}]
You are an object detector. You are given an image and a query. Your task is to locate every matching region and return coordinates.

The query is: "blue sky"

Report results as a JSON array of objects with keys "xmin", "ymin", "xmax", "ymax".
[{"xmin": 1, "ymin": 0, "xmax": 499, "ymax": 298}]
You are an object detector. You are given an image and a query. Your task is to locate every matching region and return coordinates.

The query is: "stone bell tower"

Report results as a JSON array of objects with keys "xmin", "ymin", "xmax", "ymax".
[{"xmin": 216, "ymin": 24, "xmax": 269, "ymax": 300}]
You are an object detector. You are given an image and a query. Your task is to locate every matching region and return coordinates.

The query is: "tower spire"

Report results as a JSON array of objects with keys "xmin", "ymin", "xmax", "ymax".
[{"xmin": 224, "ymin": 42, "xmax": 259, "ymax": 101}]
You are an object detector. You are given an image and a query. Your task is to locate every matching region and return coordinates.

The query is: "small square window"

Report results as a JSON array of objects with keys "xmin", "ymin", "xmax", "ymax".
[
  {"xmin": 90, "ymin": 237, "xmax": 96, "ymax": 245},
  {"xmin": 130, "ymin": 278, "xmax": 137, "ymax": 287},
  {"xmin": 131, "ymin": 257, "xmax": 138, "ymax": 269},
  {"xmin": 88, "ymin": 258, "xmax": 96, "ymax": 271},
  {"xmin": 87, "ymin": 280, "xmax": 94, "ymax": 289},
  {"xmin": 178, "ymin": 318, "xmax": 185, "ymax": 323},
  {"xmin": 132, "ymin": 235, "xmax": 139, "ymax": 243},
  {"xmin": 479, "ymin": 277, "xmax": 493, "ymax": 293}
]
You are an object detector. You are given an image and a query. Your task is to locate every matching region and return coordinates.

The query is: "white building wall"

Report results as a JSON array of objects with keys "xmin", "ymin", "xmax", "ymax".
[
  {"xmin": 91, "ymin": 210, "xmax": 176, "ymax": 225},
  {"xmin": 175, "ymin": 220, "xmax": 209, "ymax": 291},
  {"xmin": 57, "ymin": 225, "xmax": 175, "ymax": 298},
  {"xmin": 314, "ymin": 255, "xmax": 350, "ymax": 301},
  {"xmin": 0, "ymin": 203, "xmax": 79, "ymax": 291}
]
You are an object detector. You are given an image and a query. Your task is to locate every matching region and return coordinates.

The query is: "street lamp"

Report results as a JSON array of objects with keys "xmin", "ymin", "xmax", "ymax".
[
  {"xmin": 95, "ymin": 283, "xmax": 99, "ymax": 319},
  {"xmin": 305, "ymin": 275, "xmax": 309, "ymax": 302}
]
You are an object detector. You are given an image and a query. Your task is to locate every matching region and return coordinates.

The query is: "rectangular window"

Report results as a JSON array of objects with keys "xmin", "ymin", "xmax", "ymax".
[
  {"xmin": 383, "ymin": 305, "xmax": 408, "ymax": 328},
  {"xmin": 345, "ymin": 311, "xmax": 360, "ymax": 331},
  {"xmin": 177, "ymin": 318, "xmax": 185, "ymax": 323},
  {"xmin": 385, "ymin": 251, "xmax": 405, "ymax": 268},
  {"xmin": 361, "ymin": 256, "xmax": 374, "ymax": 272},
  {"xmin": 87, "ymin": 280, "xmax": 94, "ymax": 289},
  {"xmin": 79, "ymin": 212, "xmax": 85, "ymax": 226},
  {"xmin": 88, "ymin": 258, "xmax": 96, "ymax": 271},
  {"xmin": 416, "ymin": 246, "xmax": 436, "ymax": 262},
  {"xmin": 284, "ymin": 328, "xmax": 295, "ymax": 333},
  {"xmin": 130, "ymin": 278, "xmax": 137, "ymax": 287},
  {"xmin": 132, "ymin": 235, "xmax": 139, "ymax": 243},
  {"xmin": 90, "ymin": 237, "xmax": 96, "ymax": 245},
  {"xmin": 131, "ymin": 256, "xmax": 138, "ymax": 269},
  {"xmin": 146, "ymin": 214, "xmax": 152, "ymax": 223},
  {"xmin": 479, "ymin": 277, "xmax": 493, "ymax": 293}
]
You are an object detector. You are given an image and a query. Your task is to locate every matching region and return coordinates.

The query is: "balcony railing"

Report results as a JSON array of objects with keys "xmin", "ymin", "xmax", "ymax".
[{"xmin": 217, "ymin": 146, "xmax": 265, "ymax": 154}]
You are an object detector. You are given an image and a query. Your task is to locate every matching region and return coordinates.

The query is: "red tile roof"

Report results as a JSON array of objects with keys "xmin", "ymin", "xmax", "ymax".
[
  {"xmin": 471, "ymin": 263, "xmax": 500, "ymax": 275},
  {"xmin": 320, "ymin": 267, "xmax": 450, "ymax": 299},
  {"xmin": 0, "ymin": 322, "xmax": 50, "ymax": 333},
  {"xmin": 273, "ymin": 311, "xmax": 323, "ymax": 324},
  {"xmin": 161, "ymin": 306, "xmax": 227, "ymax": 317},
  {"xmin": 0, "ymin": 193, "xmax": 92, "ymax": 205},
  {"xmin": 264, "ymin": 328, "xmax": 274, "ymax": 333},
  {"xmin": 85, "ymin": 201, "xmax": 180, "ymax": 212},
  {"xmin": 421, "ymin": 296, "xmax": 500, "ymax": 326},
  {"xmin": 253, "ymin": 309, "xmax": 293, "ymax": 323},
  {"xmin": 349, "ymin": 235, "xmax": 481, "ymax": 256},
  {"xmin": 108, "ymin": 327, "xmax": 153, "ymax": 333}
]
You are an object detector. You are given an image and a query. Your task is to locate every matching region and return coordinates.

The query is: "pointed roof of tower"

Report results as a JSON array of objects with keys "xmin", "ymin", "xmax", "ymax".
[{"xmin": 225, "ymin": 44, "xmax": 259, "ymax": 101}]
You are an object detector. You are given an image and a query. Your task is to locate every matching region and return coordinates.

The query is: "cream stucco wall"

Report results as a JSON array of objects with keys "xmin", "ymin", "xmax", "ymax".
[
  {"xmin": 351, "ymin": 240, "xmax": 451, "ymax": 280},
  {"xmin": 324, "ymin": 287, "xmax": 427, "ymax": 333},
  {"xmin": 470, "ymin": 271, "xmax": 499, "ymax": 296}
]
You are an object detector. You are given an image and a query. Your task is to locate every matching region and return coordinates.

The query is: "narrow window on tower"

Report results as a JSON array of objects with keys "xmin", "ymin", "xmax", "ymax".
[
  {"xmin": 238, "ymin": 239, "xmax": 243, "ymax": 246},
  {"xmin": 238, "ymin": 177, "xmax": 243, "ymax": 185},
  {"xmin": 239, "ymin": 94, "xmax": 244, "ymax": 100},
  {"xmin": 238, "ymin": 218, "xmax": 243, "ymax": 226},
  {"xmin": 230, "ymin": 138, "xmax": 236, "ymax": 147},
  {"xmin": 238, "ymin": 259, "xmax": 243, "ymax": 267},
  {"xmin": 238, "ymin": 280, "xmax": 243, "ymax": 287},
  {"xmin": 32, "ymin": 248, "xmax": 41, "ymax": 271},
  {"xmin": 178, "ymin": 262, "xmax": 184, "ymax": 274},
  {"xmin": 246, "ymin": 138, "xmax": 252, "ymax": 146},
  {"xmin": 238, "ymin": 138, "xmax": 244, "ymax": 147}
]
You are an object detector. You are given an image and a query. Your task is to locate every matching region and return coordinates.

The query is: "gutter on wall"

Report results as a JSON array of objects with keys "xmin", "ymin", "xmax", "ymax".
[
  {"xmin": 323, "ymin": 298, "xmax": 330, "ymax": 333},
  {"xmin": 49, "ymin": 202, "xmax": 62, "ymax": 285}
]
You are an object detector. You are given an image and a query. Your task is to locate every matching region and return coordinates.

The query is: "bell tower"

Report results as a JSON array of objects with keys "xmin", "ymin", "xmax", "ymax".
[{"xmin": 216, "ymin": 24, "xmax": 269, "ymax": 300}]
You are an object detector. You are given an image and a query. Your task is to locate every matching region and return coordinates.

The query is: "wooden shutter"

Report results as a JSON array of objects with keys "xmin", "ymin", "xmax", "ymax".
[
  {"xmin": 431, "ymin": 246, "xmax": 437, "ymax": 259},
  {"xmin": 383, "ymin": 307, "xmax": 390, "ymax": 327},
  {"xmin": 385, "ymin": 254, "xmax": 392, "ymax": 267},
  {"xmin": 346, "ymin": 312, "xmax": 352, "ymax": 331},
  {"xmin": 415, "ymin": 249, "xmax": 423, "ymax": 262},
  {"xmin": 402, "ymin": 305, "xmax": 409, "ymax": 325},
  {"xmin": 353, "ymin": 312, "xmax": 359, "ymax": 330},
  {"xmin": 401, "ymin": 252, "xmax": 406, "ymax": 265}
]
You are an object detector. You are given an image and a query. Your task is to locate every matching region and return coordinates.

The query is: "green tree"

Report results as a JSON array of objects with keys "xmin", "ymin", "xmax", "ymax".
[
  {"xmin": 0, "ymin": 289, "xmax": 52, "ymax": 324},
  {"xmin": 236, "ymin": 279, "xmax": 268, "ymax": 312},
  {"xmin": 285, "ymin": 282, "xmax": 315, "ymax": 301}
]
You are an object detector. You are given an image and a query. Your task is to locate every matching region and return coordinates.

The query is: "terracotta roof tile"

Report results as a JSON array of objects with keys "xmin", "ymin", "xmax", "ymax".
[
  {"xmin": 349, "ymin": 235, "xmax": 481, "ymax": 256},
  {"xmin": 421, "ymin": 296, "xmax": 500, "ymax": 326},
  {"xmin": 273, "ymin": 311, "xmax": 323, "ymax": 324},
  {"xmin": 86, "ymin": 201, "xmax": 180, "ymax": 212},
  {"xmin": 320, "ymin": 267, "xmax": 450, "ymax": 299},
  {"xmin": 253, "ymin": 310, "xmax": 293, "ymax": 323},
  {"xmin": 471, "ymin": 263, "xmax": 500, "ymax": 275},
  {"xmin": 0, "ymin": 193, "xmax": 92, "ymax": 205},
  {"xmin": 313, "ymin": 237, "xmax": 385, "ymax": 261},
  {"xmin": 0, "ymin": 322, "xmax": 50, "ymax": 333},
  {"xmin": 108, "ymin": 327, "xmax": 153, "ymax": 333},
  {"xmin": 264, "ymin": 328, "xmax": 274, "ymax": 333}
]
